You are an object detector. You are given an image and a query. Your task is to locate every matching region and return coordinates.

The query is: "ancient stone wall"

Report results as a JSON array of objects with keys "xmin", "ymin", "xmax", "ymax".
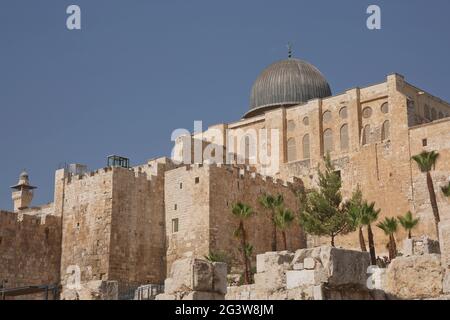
[
  {"xmin": 59, "ymin": 159, "xmax": 173, "ymax": 296},
  {"xmin": 0, "ymin": 210, "xmax": 61, "ymax": 294},
  {"xmin": 409, "ymin": 118, "xmax": 450, "ymax": 228},
  {"xmin": 165, "ymin": 164, "xmax": 306, "ymax": 274},
  {"xmin": 108, "ymin": 164, "xmax": 167, "ymax": 294},
  {"xmin": 59, "ymin": 167, "xmax": 115, "ymax": 288},
  {"xmin": 181, "ymin": 74, "xmax": 450, "ymax": 254}
]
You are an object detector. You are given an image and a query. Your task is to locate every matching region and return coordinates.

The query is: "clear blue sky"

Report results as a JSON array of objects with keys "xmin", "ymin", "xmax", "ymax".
[{"xmin": 1, "ymin": 0, "xmax": 450, "ymax": 210}]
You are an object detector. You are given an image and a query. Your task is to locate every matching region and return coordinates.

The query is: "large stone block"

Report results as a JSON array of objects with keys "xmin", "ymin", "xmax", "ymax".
[
  {"xmin": 192, "ymin": 259, "xmax": 214, "ymax": 292},
  {"xmin": 402, "ymin": 237, "xmax": 440, "ymax": 257},
  {"xmin": 443, "ymin": 271, "xmax": 450, "ymax": 294},
  {"xmin": 286, "ymin": 270, "xmax": 318, "ymax": 289},
  {"xmin": 384, "ymin": 254, "xmax": 443, "ymax": 299},
  {"xmin": 164, "ymin": 258, "xmax": 227, "ymax": 296},
  {"xmin": 212, "ymin": 262, "xmax": 228, "ymax": 295},
  {"xmin": 291, "ymin": 246, "xmax": 370, "ymax": 287},
  {"xmin": 439, "ymin": 221, "xmax": 450, "ymax": 269},
  {"xmin": 254, "ymin": 251, "xmax": 294, "ymax": 291}
]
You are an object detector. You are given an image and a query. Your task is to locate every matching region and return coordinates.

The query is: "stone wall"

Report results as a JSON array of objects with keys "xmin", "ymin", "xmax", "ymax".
[
  {"xmin": 179, "ymin": 73, "xmax": 450, "ymax": 254},
  {"xmin": 165, "ymin": 164, "xmax": 306, "ymax": 274},
  {"xmin": 0, "ymin": 210, "xmax": 61, "ymax": 297},
  {"xmin": 225, "ymin": 247, "xmax": 382, "ymax": 300},
  {"xmin": 59, "ymin": 158, "xmax": 174, "ymax": 296}
]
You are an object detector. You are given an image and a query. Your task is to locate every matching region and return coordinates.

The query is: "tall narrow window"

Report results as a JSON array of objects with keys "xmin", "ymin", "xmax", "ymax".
[
  {"xmin": 323, "ymin": 129, "xmax": 333, "ymax": 154},
  {"xmin": 287, "ymin": 138, "xmax": 297, "ymax": 162},
  {"xmin": 381, "ymin": 120, "xmax": 390, "ymax": 141},
  {"xmin": 340, "ymin": 124, "xmax": 349, "ymax": 151},
  {"xmin": 172, "ymin": 218, "xmax": 179, "ymax": 233},
  {"xmin": 362, "ymin": 125, "xmax": 371, "ymax": 145},
  {"xmin": 424, "ymin": 104, "xmax": 431, "ymax": 120},
  {"xmin": 287, "ymin": 120, "xmax": 296, "ymax": 132},
  {"xmin": 323, "ymin": 111, "xmax": 332, "ymax": 123},
  {"xmin": 302, "ymin": 134, "xmax": 310, "ymax": 159},
  {"xmin": 339, "ymin": 107, "xmax": 348, "ymax": 119},
  {"xmin": 431, "ymin": 108, "xmax": 437, "ymax": 121}
]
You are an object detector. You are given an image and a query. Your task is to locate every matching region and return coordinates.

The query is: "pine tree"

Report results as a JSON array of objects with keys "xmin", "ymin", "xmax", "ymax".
[{"xmin": 299, "ymin": 154, "xmax": 354, "ymax": 247}]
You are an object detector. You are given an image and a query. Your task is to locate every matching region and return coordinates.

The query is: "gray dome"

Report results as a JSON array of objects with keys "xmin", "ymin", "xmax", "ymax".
[{"xmin": 245, "ymin": 58, "xmax": 332, "ymax": 118}]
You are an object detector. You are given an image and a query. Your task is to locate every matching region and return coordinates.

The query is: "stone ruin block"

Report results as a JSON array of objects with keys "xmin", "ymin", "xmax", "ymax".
[
  {"xmin": 384, "ymin": 254, "xmax": 443, "ymax": 299},
  {"xmin": 61, "ymin": 280, "xmax": 118, "ymax": 300},
  {"xmin": 212, "ymin": 262, "xmax": 228, "ymax": 295},
  {"xmin": 290, "ymin": 246, "xmax": 370, "ymax": 288},
  {"xmin": 286, "ymin": 270, "xmax": 319, "ymax": 289},
  {"xmin": 254, "ymin": 251, "xmax": 294, "ymax": 291},
  {"xmin": 157, "ymin": 257, "xmax": 227, "ymax": 300},
  {"xmin": 439, "ymin": 221, "xmax": 450, "ymax": 269},
  {"xmin": 134, "ymin": 284, "xmax": 164, "ymax": 300},
  {"xmin": 403, "ymin": 236, "xmax": 440, "ymax": 257}
]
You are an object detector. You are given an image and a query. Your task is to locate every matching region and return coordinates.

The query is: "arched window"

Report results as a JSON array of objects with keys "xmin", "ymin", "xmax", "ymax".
[
  {"xmin": 381, "ymin": 102, "xmax": 389, "ymax": 114},
  {"xmin": 287, "ymin": 120, "xmax": 296, "ymax": 132},
  {"xmin": 362, "ymin": 125, "xmax": 371, "ymax": 145},
  {"xmin": 302, "ymin": 134, "xmax": 310, "ymax": 159},
  {"xmin": 340, "ymin": 124, "xmax": 349, "ymax": 151},
  {"xmin": 362, "ymin": 107, "xmax": 373, "ymax": 119},
  {"xmin": 431, "ymin": 108, "xmax": 437, "ymax": 121},
  {"xmin": 439, "ymin": 112, "xmax": 444, "ymax": 119},
  {"xmin": 323, "ymin": 129, "xmax": 333, "ymax": 154},
  {"xmin": 339, "ymin": 107, "xmax": 348, "ymax": 119},
  {"xmin": 287, "ymin": 138, "xmax": 297, "ymax": 162},
  {"xmin": 323, "ymin": 111, "xmax": 332, "ymax": 123},
  {"xmin": 244, "ymin": 135, "xmax": 251, "ymax": 164},
  {"xmin": 381, "ymin": 120, "xmax": 390, "ymax": 141},
  {"xmin": 424, "ymin": 104, "xmax": 431, "ymax": 120},
  {"xmin": 303, "ymin": 117, "xmax": 310, "ymax": 126}
]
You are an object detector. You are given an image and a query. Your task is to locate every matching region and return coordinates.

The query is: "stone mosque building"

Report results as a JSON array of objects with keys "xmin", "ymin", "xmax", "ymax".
[{"xmin": 1, "ymin": 54, "xmax": 450, "ymax": 298}]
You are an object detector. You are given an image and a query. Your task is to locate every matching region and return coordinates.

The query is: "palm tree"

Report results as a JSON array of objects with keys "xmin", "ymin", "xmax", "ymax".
[
  {"xmin": 232, "ymin": 202, "xmax": 254, "ymax": 284},
  {"xmin": 274, "ymin": 208, "xmax": 295, "ymax": 250},
  {"xmin": 360, "ymin": 202, "xmax": 380, "ymax": 265},
  {"xmin": 412, "ymin": 151, "xmax": 440, "ymax": 239},
  {"xmin": 348, "ymin": 186, "xmax": 367, "ymax": 252},
  {"xmin": 398, "ymin": 211, "xmax": 420, "ymax": 239},
  {"xmin": 259, "ymin": 194, "xmax": 284, "ymax": 251},
  {"xmin": 442, "ymin": 182, "xmax": 450, "ymax": 198},
  {"xmin": 377, "ymin": 217, "xmax": 399, "ymax": 261}
]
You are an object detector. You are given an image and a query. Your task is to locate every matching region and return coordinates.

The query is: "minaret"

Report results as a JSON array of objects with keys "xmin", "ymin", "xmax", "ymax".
[{"xmin": 11, "ymin": 171, "xmax": 37, "ymax": 211}]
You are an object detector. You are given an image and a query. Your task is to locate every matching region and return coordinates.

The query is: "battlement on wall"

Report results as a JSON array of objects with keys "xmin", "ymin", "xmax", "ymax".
[
  {"xmin": 172, "ymin": 163, "xmax": 303, "ymax": 190},
  {"xmin": 62, "ymin": 157, "xmax": 177, "ymax": 186},
  {"xmin": 0, "ymin": 210, "xmax": 61, "ymax": 228}
]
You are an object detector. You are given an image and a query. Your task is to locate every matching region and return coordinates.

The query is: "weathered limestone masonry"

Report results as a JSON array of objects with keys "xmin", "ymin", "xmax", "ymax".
[
  {"xmin": 165, "ymin": 163, "xmax": 306, "ymax": 273},
  {"xmin": 181, "ymin": 74, "xmax": 450, "ymax": 252},
  {"xmin": 58, "ymin": 157, "xmax": 175, "ymax": 297},
  {"xmin": 226, "ymin": 247, "xmax": 378, "ymax": 300},
  {"xmin": 156, "ymin": 258, "xmax": 227, "ymax": 300},
  {"xmin": 0, "ymin": 210, "xmax": 61, "ymax": 297}
]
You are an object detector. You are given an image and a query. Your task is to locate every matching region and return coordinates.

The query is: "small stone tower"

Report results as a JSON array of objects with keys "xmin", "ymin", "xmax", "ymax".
[{"xmin": 11, "ymin": 171, "xmax": 36, "ymax": 211}]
